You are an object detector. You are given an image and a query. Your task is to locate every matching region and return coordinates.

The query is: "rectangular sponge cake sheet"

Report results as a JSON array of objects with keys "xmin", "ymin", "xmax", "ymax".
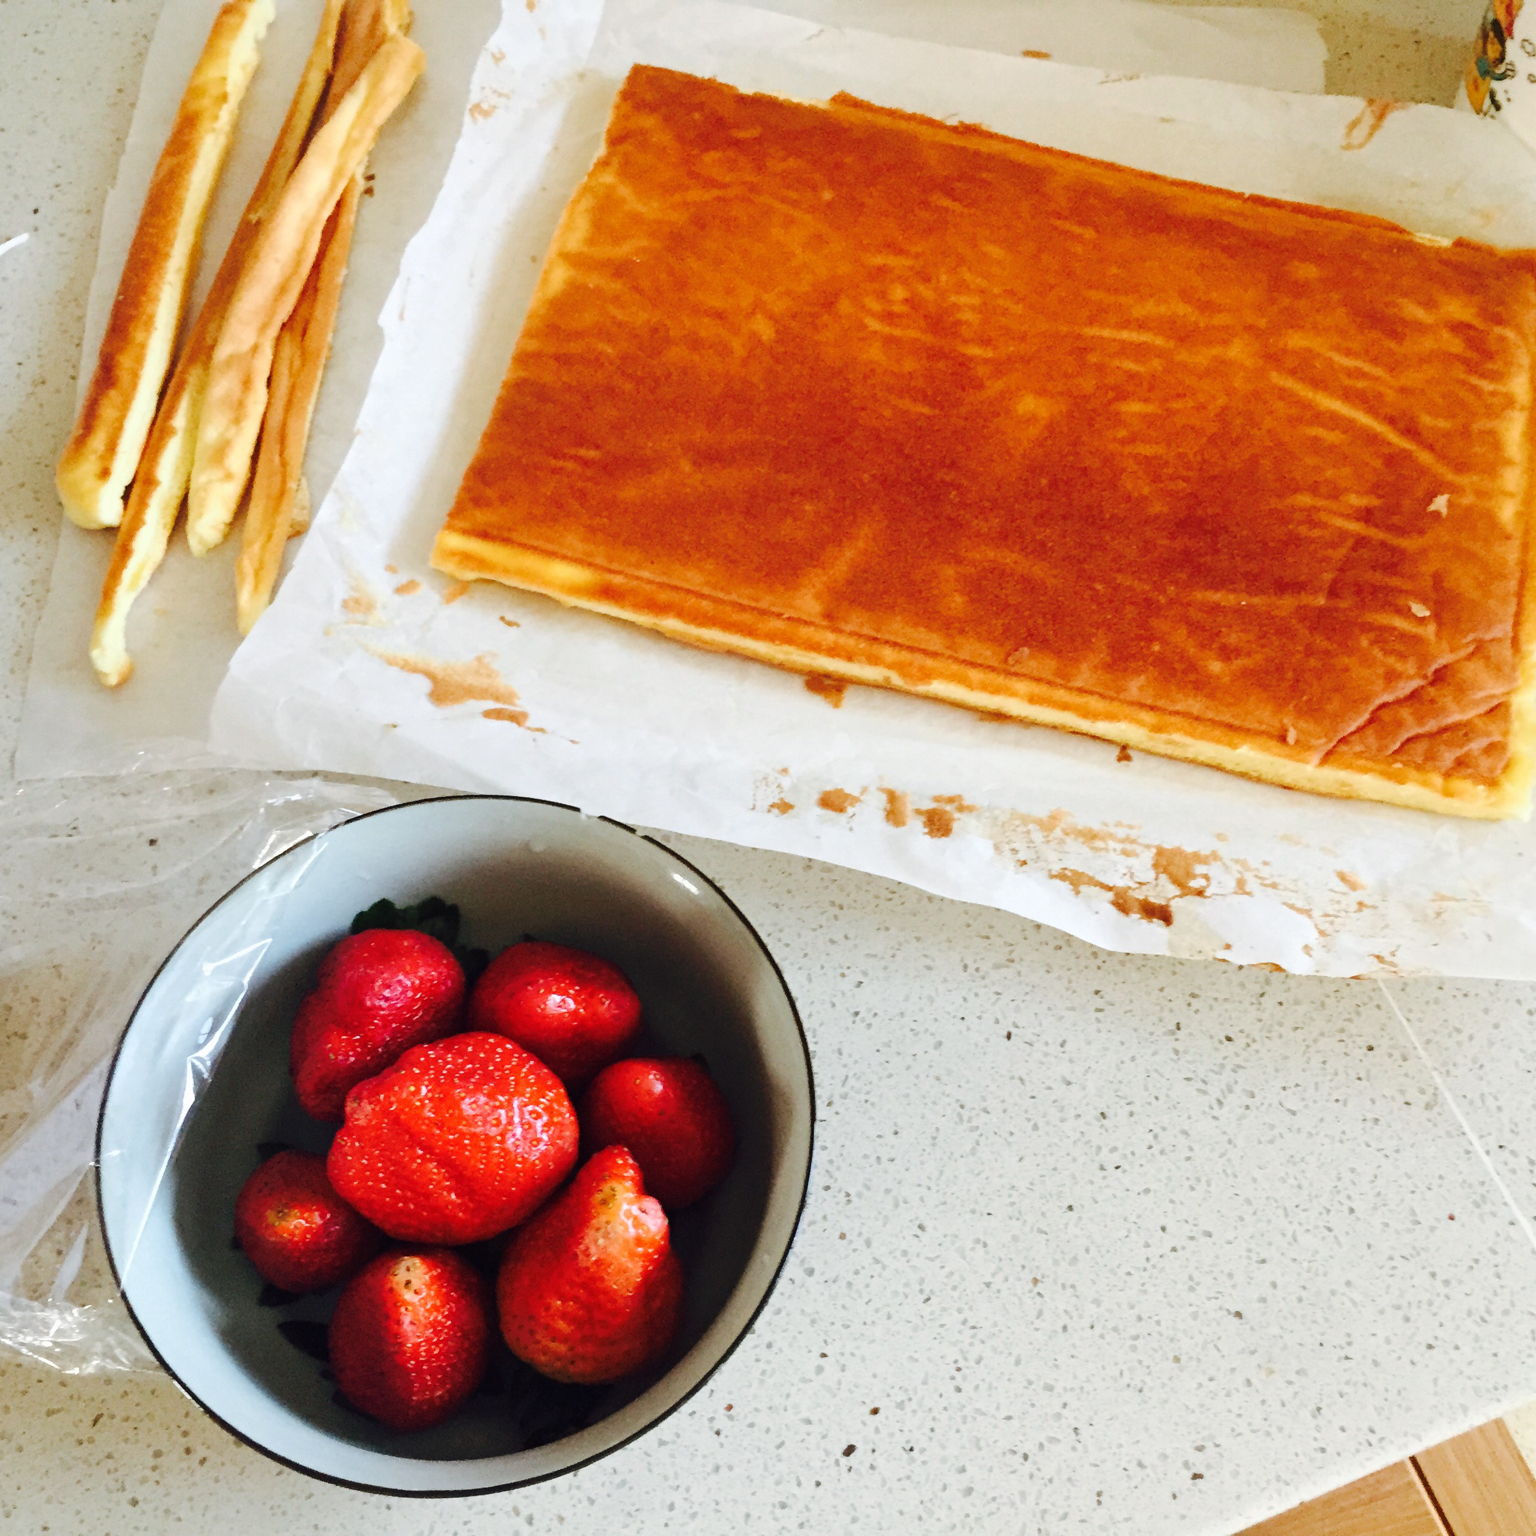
[{"xmin": 433, "ymin": 64, "xmax": 1536, "ymax": 819}]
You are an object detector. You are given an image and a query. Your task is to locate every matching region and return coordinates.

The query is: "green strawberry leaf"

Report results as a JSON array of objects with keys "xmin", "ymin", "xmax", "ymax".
[
  {"xmin": 350, "ymin": 896, "xmax": 488, "ymax": 986},
  {"xmin": 350, "ymin": 895, "xmax": 461, "ymax": 949},
  {"xmin": 458, "ymin": 946, "xmax": 491, "ymax": 990}
]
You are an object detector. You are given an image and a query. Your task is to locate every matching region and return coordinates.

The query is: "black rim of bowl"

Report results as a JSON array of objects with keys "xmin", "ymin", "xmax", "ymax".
[{"xmin": 93, "ymin": 792, "xmax": 815, "ymax": 1497}]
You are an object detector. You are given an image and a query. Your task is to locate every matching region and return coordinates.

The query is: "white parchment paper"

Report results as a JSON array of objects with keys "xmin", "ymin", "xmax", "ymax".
[
  {"xmin": 16, "ymin": 0, "xmax": 1323, "ymax": 778},
  {"xmin": 17, "ymin": 0, "xmax": 504, "ymax": 774},
  {"xmin": 31, "ymin": 0, "xmax": 1536, "ymax": 977},
  {"xmin": 192, "ymin": 0, "xmax": 1536, "ymax": 979}
]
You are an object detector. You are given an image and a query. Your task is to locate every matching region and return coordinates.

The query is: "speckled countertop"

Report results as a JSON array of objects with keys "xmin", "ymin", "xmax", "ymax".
[{"xmin": 5, "ymin": 2, "xmax": 1536, "ymax": 1534}]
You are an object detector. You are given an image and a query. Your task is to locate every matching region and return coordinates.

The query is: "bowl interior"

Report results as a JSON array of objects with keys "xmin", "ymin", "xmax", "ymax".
[{"xmin": 97, "ymin": 797, "xmax": 811, "ymax": 1494}]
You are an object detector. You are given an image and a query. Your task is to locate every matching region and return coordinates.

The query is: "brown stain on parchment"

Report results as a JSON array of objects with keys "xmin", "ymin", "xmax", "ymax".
[
  {"xmin": 468, "ymin": 99, "xmax": 498, "ymax": 122},
  {"xmin": 1007, "ymin": 807, "xmax": 1143, "ymax": 858},
  {"xmin": 1341, "ymin": 98, "xmax": 1409, "ymax": 151},
  {"xmin": 981, "ymin": 803, "xmax": 1334, "ymax": 938},
  {"xmin": 369, "ymin": 648, "xmax": 523, "ymax": 710},
  {"xmin": 1050, "ymin": 868, "xmax": 1174, "ymax": 927},
  {"xmin": 1021, "ymin": 48, "xmax": 1051, "ymax": 59},
  {"xmin": 499, "ymin": 616, "xmax": 520, "ymax": 628},
  {"xmin": 393, "ymin": 579, "xmax": 421, "ymax": 596},
  {"xmin": 1116, "ymin": 890, "xmax": 1173, "ymax": 926},
  {"xmin": 914, "ymin": 794, "xmax": 981, "ymax": 840},
  {"xmin": 915, "ymin": 806, "xmax": 955, "ymax": 838},
  {"xmin": 441, "ymin": 580, "xmax": 471, "ymax": 604},
  {"xmin": 1050, "ymin": 867, "xmax": 1106, "ymax": 898},
  {"xmin": 804, "ymin": 674, "xmax": 848, "ymax": 707},
  {"xmin": 750, "ymin": 775, "xmax": 1359, "ymax": 965},
  {"xmin": 1151, "ymin": 845, "xmax": 1214, "ymax": 898},
  {"xmin": 997, "ymin": 807, "xmax": 1278, "ymax": 901},
  {"xmin": 482, "ymin": 706, "xmax": 530, "ymax": 726},
  {"xmin": 341, "ymin": 575, "xmax": 382, "ymax": 624},
  {"xmin": 1117, "ymin": 744, "xmax": 1133, "ymax": 763},
  {"xmin": 750, "ymin": 768, "xmax": 795, "ymax": 816},
  {"xmin": 1337, "ymin": 869, "xmax": 1366, "ymax": 892}
]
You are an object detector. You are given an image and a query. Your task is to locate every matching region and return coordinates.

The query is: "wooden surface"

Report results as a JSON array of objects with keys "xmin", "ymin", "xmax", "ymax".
[
  {"xmin": 1240, "ymin": 1417, "xmax": 1536, "ymax": 1536},
  {"xmin": 1413, "ymin": 1419, "xmax": 1536, "ymax": 1535},
  {"xmin": 1239, "ymin": 1463, "xmax": 1447, "ymax": 1536}
]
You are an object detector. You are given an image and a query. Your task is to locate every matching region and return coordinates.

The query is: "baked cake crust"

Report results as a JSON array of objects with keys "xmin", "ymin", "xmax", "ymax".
[{"xmin": 434, "ymin": 65, "xmax": 1536, "ymax": 819}]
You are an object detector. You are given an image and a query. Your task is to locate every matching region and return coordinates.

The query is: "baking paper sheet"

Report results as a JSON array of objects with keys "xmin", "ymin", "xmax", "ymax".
[
  {"xmin": 191, "ymin": 0, "xmax": 1536, "ymax": 979},
  {"xmin": 28, "ymin": 0, "xmax": 1536, "ymax": 978},
  {"xmin": 16, "ymin": 0, "xmax": 1324, "ymax": 779},
  {"xmin": 17, "ymin": 0, "xmax": 504, "ymax": 774},
  {"xmin": 718, "ymin": 0, "xmax": 1327, "ymax": 87}
]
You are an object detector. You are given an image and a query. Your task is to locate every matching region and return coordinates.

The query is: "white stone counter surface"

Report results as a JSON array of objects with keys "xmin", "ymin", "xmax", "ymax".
[{"xmin": 3, "ymin": 3, "xmax": 1533, "ymax": 1534}]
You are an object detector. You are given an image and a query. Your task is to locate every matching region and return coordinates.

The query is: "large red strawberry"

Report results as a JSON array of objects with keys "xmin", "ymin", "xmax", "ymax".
[
  {"xmin": 467, "ymin": 940, "xmax": 641, "ymax": 1089},
  {"xmin": 496, "ymin": 1146, "xmax": 684, "ymax": 1385},
  {"xmin": 580, "ymin": 1057, "xmax": 735, "ymax": 1209},
  {"xmin": 233, "ymin": 1150, "xmax": 382, "ymax": 1294},
  {"xmin": 329, "ymin": 1248, "xmax": 491, "ymax": 1431},
  {"xmin": 328, "ymin": 1032, "xmax": 578, "ymax": 1244},
  {"xmin": 290, "ymin": 928, "xmax": 466, "ymax": 1122}
]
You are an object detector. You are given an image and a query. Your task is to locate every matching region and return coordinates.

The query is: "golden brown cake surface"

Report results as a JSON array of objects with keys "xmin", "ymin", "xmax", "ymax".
[{"xmin": 434, "ymin": 64, "xmax": 1536, "ymax": 817}]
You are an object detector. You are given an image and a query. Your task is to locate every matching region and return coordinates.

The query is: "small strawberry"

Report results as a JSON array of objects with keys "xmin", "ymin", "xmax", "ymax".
[
  {"xmin": 579, "ymin": 1057, "xmax": 735, "ymax": 1209},
  {"xmin": 329, "ymin": 1248, "xmax": 491, "ymax": 1431},
  {"xmin": 496, "ymin": 1146, "xmax": 684, "ymax": 1385},
  {"xmin": 233, "ymin": 1151, "xmax": 382, "ymax": 1294},
  {"xmin": 290, "ymin": 928, "xmax": 466, "ymax": 1122},
  {"xmin": 328, "ymin": 1032, "xmax": 578, "ymax": 1244},
  {"xmin": 467, "ymin": 940, "xmax": 641, "ymax": 1089}
]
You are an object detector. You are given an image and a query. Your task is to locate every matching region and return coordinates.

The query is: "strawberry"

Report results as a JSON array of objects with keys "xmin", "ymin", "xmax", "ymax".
[
  {"xmin": 328, "ymin": 1248, "xmax": 491, "ymax": 1431},
  {"xmin": 467, "ymin": 940, "xmax": 641, "ymax": 1089},
  {"xmin": 496, "ymin": 1146, "xmax": 684, "ymax": 1385},
  {"xmin": 290, "ymin": 928, "xmax": 466, "ymax": 1122},
  {"xmin": 233, "ymin": 1150, "xmax": 382, "ymax": 1294},
  {"xmin": 327, "ymin": 1032, "xmax": 578, "ymax": 1244},
  {"xmin": 579, "ymin": 1057, "xmax": 735, "ymax": 1209}
]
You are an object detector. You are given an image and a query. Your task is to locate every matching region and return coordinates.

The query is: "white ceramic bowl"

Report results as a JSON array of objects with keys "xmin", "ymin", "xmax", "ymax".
[{"xmin": 97, "ymin": 796, "xmax": 813, "ymax": 1495}]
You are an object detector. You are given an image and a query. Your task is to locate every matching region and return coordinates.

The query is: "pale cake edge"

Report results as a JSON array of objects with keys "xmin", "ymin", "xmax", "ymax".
[{"xmin": 430, "ymin": 528, "xmax": 1536, "ymax": 821}]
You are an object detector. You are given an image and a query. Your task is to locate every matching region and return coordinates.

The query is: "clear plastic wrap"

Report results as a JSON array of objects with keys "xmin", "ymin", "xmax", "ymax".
[{"xmin": 0, "ymin": 771, "xmax": 396, "ymax": 1373}]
